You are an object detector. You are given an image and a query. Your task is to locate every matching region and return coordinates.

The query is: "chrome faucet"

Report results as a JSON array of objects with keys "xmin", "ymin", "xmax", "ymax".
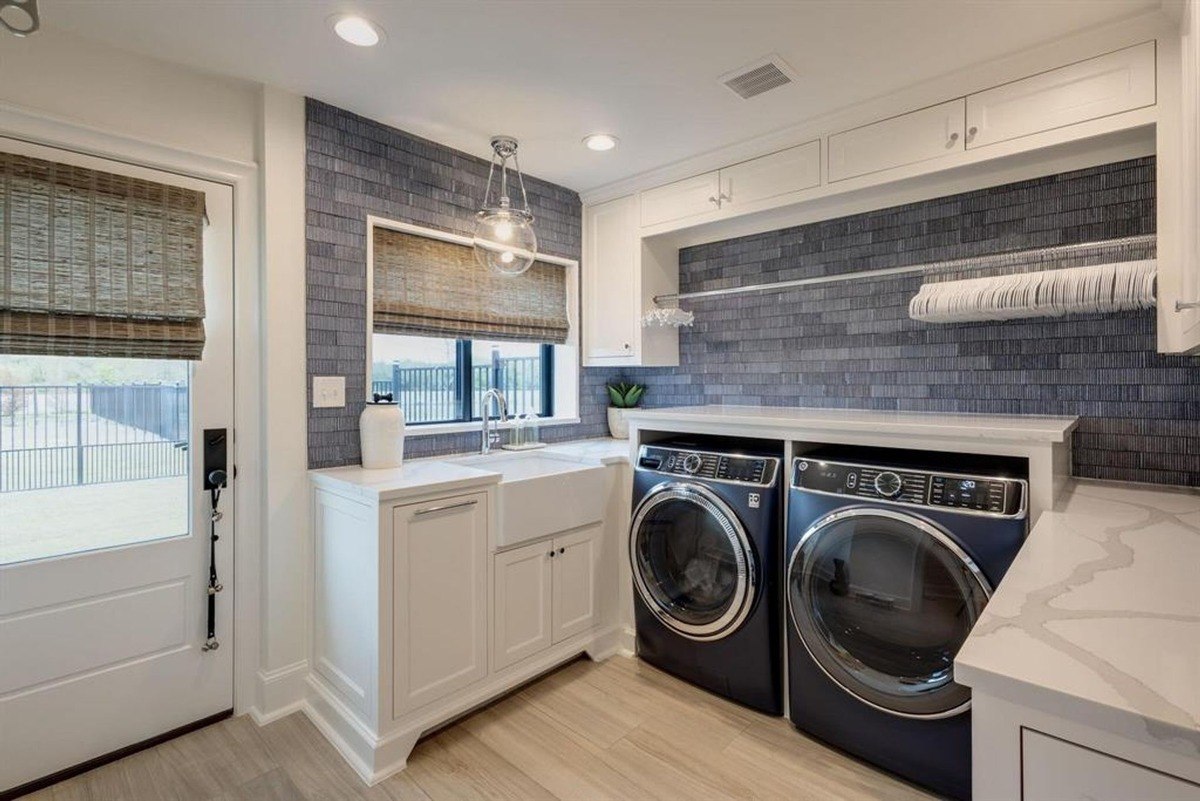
[{"xmin": 480, "ymin": 389, "xmax": 508, "ymax": 454}]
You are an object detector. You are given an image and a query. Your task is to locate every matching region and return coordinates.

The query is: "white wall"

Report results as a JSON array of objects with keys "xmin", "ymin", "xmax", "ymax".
[
  {"xmin": 255, "ymin": 87, "xmax": 311, "ymax": 718},
  {"xmin": 0, "ymin": 28, "xmax": 258, "ymax": 165}
]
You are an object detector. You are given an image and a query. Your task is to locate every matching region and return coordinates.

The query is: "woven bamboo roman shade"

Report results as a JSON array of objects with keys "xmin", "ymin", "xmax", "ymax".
[
  {"xmin": 0, "ymin": 152, "xmax": 208, "ymax": 360},
  {"xmin": 373, "ymin": 227, "xmax": 569, "ymax": 344}
]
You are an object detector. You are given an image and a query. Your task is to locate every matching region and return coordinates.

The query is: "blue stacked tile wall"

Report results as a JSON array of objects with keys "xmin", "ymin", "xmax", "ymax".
[
  {"xmin": 612, "ymin": 156, "xmax": 1198, "ymax": 487},
  {"xmin": 305, "ymin": 99, "xmax": 612, "ymax": 467}
]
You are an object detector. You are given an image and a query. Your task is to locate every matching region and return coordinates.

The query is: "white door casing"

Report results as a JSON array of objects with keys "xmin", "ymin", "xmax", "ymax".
[{"xmin": 0, "ymin": 139, "xmax": 236, "ymax": 793}]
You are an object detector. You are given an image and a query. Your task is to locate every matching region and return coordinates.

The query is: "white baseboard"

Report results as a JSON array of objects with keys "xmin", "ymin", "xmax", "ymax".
[
  {"xmin": 248, "ymin": 659, "xmax": 309, "ymax": 725},
  {"xmin": 617, "ymin": 625, "xmax": 636, "ymax": 657}
]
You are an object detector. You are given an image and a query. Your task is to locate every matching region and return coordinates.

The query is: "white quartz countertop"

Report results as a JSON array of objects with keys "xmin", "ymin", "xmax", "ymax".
[
  {"xmin": 625, "ymin": 405, "xmax": 1078, "ymax": 443},
  {"xmin": 309, "ymin": 438, "xmax": 629, "ymax": 502},
  {"xmin": 955, "ymin": 480, "xmax": 1200, "ymax": 760}
]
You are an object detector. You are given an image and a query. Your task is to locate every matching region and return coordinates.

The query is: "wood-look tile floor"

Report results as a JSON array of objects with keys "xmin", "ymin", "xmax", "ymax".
[{"xmin": 23, "ymin": 655, "xmax": 938, "ymax": 801}]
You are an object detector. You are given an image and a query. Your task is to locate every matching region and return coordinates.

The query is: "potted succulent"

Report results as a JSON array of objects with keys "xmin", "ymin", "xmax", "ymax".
[{"xmin": 606, "ymin": 380, "xmax": 645, "ymax": 439}]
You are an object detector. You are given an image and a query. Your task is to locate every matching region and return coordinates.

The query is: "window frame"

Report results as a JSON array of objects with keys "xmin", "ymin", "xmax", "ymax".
[{"xmin": 365, "ymin": 216, "xmax": 580, "ymax": 438}]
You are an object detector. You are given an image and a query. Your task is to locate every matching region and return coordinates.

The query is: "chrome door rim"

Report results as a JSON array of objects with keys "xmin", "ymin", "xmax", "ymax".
[
  {"xmin": 630, "ymin": 481, "xmax": 756, "ymax": 641},
  {"xmin": 786, "ymin": 506, "xmax": 993, "ymax": 720}
]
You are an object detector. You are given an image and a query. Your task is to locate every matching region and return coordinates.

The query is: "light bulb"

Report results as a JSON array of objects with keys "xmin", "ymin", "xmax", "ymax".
[
  {"xmin": 331, "ymin": 15, "xmax": 383, "ymax": 46},
  {"xmin": 500, "ymin": 251, "xmax": 515, "ymax": 264},
  {"xmin": 494, "ymin": 221, "xmax": 513, "ymax": 241}
]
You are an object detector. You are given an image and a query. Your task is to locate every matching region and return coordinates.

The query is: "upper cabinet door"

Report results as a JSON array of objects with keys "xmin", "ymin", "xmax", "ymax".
[
  {"xmin": 583, "ymin": 195, "xmax": 638, "ymax": 361},
  {"xmin": 640, "ymin": 171, "xmax": 721, "ymax": 227},
  {"xmin": 828, "ymin": 99, "xmax": 966, "ymax": 182},
  {"xmin": 721, "ymin": 141, "xmax": 821, "ymax": 207},
  {"xmin": 966, "ymin": 42, "xmax": 1156, "ymax": 150}
]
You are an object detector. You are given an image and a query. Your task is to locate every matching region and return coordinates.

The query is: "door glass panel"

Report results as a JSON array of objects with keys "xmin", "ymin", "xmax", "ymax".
[
  {"xmin": 635, "ymin": 497, "xmax": 741, "ymax": 626},
  {"xmin": 788, "ymin": 512, "xmax": 988, "ymax": 716},
  {"xmin": 0, "ymin": 354, "xmax": 190, "ymax": 564}
]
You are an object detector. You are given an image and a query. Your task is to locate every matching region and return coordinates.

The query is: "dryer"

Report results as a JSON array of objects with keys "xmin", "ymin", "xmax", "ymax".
[
  {"xmin": 630, "ymin": 440, "xmax": 783, "ymax": 715},
  {"xmin": 785, "ymin": 448, "xmax": 1028, "ymax": 800}
]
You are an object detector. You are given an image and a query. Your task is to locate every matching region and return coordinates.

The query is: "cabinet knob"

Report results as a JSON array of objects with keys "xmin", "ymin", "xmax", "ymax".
[
  {"xmin": 548, "ymin": 550, "xmax": 555, "ymax": 558},
  {"xmin": 967, "ymin": 125, "xmax": 978, "ymax": 142},
  {"xmin": 948, "ymin": 131, "xmax": 960, "ymax": 146},
  {"xmin": 622, "ymin": 342, "xmax": 631, "ymax": 350},
  {"xmin": 558, "ymin": 547, "xmax": 565, "ymax": 555}
]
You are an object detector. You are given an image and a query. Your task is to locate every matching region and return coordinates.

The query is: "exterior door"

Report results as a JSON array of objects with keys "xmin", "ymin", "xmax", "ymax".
[
  {"xmin": 0, "ymin": 140, "xmax": 235, "ymax": 793},
  {"xmin": 629, "ymin": 483, "xmax": 756, "ymax": 641},
  {"xmin": 787, "ymin": 507, "xmax": 991, "ymax": 718}
]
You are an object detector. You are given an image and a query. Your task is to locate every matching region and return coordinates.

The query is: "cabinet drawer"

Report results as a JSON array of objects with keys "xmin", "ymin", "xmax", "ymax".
[
  {"xmin": 828, "ymin": 99, "xmax": 965, "ymax": 182},
  {"xmin": 722, "ymin": 140, "xmax": 821, "ymax": 207},
  {"xmin": 967, "ymin": 42, "xmax": 1156, "ymax": 150},
  {"xmin": 1022, "ymin": 729, "xmax": 1200, "ymax": 801},
  {"xmin": 640, "ymin": 171, "xmax": 720, "ymax": 227}
]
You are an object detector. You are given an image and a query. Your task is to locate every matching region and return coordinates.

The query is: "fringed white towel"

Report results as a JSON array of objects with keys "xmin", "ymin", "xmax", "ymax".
[{"xmin": 908, "ymin": 260, "xmax": 1157, "ymax": 324}]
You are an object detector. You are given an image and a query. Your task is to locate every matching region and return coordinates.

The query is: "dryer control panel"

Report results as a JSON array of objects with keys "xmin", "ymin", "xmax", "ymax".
[
  {"xmin": 638, "ymin": 446, "xmax": 780, "ymax": 487},
  {"xmin": 792, "ymin": 458, "xmax": 1026, "ymax": 518}
]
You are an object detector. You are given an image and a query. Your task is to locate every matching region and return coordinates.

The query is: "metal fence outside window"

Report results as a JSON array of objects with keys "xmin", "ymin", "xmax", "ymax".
[
  {"xmin": 372, "ymin": 355, "xmax": 544, "ymax": 424},
  {"xmin": 0, "ymin": 383, "xmax": 188, "ymax": 493}
]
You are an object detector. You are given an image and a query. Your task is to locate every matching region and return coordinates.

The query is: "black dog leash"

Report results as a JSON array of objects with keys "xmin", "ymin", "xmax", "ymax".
[{"xmin": 201, "ymin": 468, "xmax": 227, "ymax": 652}]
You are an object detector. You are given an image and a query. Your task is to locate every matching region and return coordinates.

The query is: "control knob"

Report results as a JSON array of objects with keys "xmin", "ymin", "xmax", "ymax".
[
  {"xmin": 681, "ymin": 454, "xmax": 703, "ymax": 475},
  {"xmin": 874, "ymin": 471, "xmax": 903, "ymax": 498}
]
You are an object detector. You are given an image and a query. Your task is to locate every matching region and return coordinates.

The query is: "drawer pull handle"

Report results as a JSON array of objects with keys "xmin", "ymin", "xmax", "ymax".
[
  {"xmin": 1176, "ymin": 299, "xmax": 1200, "ymax": 311},
  {"xmin": 414, "ymin": 499, "xmax": 478, "ymax": 517}
]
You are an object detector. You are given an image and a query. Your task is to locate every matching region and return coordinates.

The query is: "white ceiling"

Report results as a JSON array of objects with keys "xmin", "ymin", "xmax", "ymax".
[{"xmin": 38, "ymin": 0, "xmax": 1161, "ymax": 192}]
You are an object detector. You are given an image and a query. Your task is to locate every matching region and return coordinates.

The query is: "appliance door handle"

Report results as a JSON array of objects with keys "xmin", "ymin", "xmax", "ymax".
[{"xmin": 414, "ymin": 499, "xmax": 478, "ymax": 517}]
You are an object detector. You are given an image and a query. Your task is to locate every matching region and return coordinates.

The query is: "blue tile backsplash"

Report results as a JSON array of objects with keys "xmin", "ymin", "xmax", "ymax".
[{"xmin": 306, "ymin": 99, "xmax": 1196, "ymax": 485}]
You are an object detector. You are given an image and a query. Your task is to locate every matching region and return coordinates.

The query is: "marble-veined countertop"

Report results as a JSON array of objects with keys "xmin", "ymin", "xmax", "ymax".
[{"xmin": 955, "ymin": 479, "xmax": 1200, "ymax": 760}]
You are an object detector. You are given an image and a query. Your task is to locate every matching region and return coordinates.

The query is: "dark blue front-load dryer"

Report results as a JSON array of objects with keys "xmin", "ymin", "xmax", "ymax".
[
  {"xmin": 786, "ymin": 448, "xmax": 1029, "ymax": 801},
  {"xmin": 630, "ymin": 440, "xmax": 783, "ymax": 715}
]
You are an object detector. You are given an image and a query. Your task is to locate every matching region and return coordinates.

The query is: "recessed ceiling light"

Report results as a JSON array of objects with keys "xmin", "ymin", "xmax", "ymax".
[
  {"xmin": 583, "ymin": 134, "xmax": 618, "ymax": 152},
  {"xmin": 331, "ymin": 15, "xmax": 383, "ymax": 47}
]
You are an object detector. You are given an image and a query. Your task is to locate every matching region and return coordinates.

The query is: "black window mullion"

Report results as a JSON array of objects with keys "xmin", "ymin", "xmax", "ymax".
[
  {"xmin": 540, "ymin": 344, "xmax": 554, "ymax": 419},
  {"xmin": 456, "ymin": 340, "xmax": 472, "ymax": 422}
]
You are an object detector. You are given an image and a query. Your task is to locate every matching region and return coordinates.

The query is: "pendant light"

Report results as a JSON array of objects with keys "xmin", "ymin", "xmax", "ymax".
[{"xmin": 473, "ymin": 136, "xmax": 538, "ymax": 276}]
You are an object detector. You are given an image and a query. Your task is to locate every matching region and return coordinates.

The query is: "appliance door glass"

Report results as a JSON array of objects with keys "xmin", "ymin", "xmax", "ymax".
[
  {"xmin": 788, "ymin": 507, "xmax": 991, "ymax": 718},
  {"xmin": 631, "ymin": 484, "xmax": 755, "ymax": 640}
]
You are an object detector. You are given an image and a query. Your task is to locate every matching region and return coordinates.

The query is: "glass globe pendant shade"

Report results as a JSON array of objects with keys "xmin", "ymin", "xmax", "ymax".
[
  {"xmin": 473, "ymin": 136, "xmax": 538, "ymax": 276},
  {"xmin": 473, "ymin": 199, "xmax": 538, "ymax": 276}
]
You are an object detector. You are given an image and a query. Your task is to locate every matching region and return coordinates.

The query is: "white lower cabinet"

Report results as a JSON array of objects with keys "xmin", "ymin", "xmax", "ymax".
[
  {"xmin": 1022, "ymin": 730, "xmax": 1200, "ymax": 801},
  {"xmin": 391, "ymin": 493, "xmax": 489, "ymax": 717},
  {"xmin": 494, "ymin": 524, "xmax": 600, "ymax": 671}
]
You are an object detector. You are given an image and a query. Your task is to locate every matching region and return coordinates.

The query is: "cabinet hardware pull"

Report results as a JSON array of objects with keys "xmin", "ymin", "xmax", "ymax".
[
  {"xmin": 948, "ymin": 132, "xmax": 960, "ymax": 144},
  {"xmin": 967, "ymin": 126, "xmax": 978, "ymax": 140},
  {"xmin": 548, "ymin": 551, "xmax": 555, "ymax": 557},
  {"xmin": 558, "ymin": 547, "xmax": 565, "ymax": 554},
  {"xmin": 622, "ymin": 342, "xmax": 631, "ymax": 350},
  {"xmin": 414, "ymin": 499, "xmax": 478, "ymax": 517},
  {"xmin": 1177, "ymin": 299, "xmax": 1200, "ymax": 311},
  {"xmin": 708, "ymin": 195, "xmax": 720, "ymax": 206}
]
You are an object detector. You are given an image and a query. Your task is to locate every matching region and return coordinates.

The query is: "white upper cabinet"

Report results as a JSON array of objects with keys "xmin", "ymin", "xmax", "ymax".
[
  {"xmin": 721, "ymin": 141, "xmax": 821, "ymax": 208},
  {"xmin": 828, "ymin": 99, "xmax": 966, "ymax": 182},
  {"xmin": 966, "ymin": 42, "xmax": 1156, "ymax": 149},
  {"xmin": 583, "ymin": 195, "xmax": 638, "ymax": 361},
  {"xmin": 640, "ymin": 171, "xmax": 721, "ymax": 227}
]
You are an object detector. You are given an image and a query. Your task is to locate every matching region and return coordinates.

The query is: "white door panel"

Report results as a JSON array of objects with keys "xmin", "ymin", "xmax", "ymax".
[
  {"xmin": 828, "ymin": 100, "xmax": 966, "ymax": 182},
  {"xmin": 0, "ymin": 140, "xmax": 235, "ymax": 794},
  {"xmin": 722, "ymin": 141, "xmax": 821, "ymax": 207}
]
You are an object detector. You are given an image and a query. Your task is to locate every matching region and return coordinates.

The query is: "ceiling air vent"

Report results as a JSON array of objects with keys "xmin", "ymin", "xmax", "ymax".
[{"xmin": 720, "ymin": 54, "xmax": 796, "ymax": 100}]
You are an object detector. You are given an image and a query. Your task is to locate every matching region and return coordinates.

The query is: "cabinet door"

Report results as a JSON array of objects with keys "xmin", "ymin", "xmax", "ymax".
[
  {"xmin": 583, "ymin": 195, "xmax": 638, "ymax": 361},
  {"xmin": 967, "ymin": 42, "xmax": 1156, "ymax": 149},
  {"xmin": 639, "ymin": 171, "xmax": 721, "ymax": 227},
  {"xmin": 551, "ymin": 526, "xmax": 599, "ymax": 644},
  {"xmin": 493, "ymin": 541, "xmax": 553, "ymax": 671},
  {"xmin": 721, "ymin": 140, "xmax": 821, "ymax": 207},
  {"xmin": 828, "ymin": 99, "xmax": 965, "ymax": 182},
  {"xmin": 1022, "ymin": 730, "xmax": 1200, "ymax": 801},
  {"xmin": 392, "ymin": 493, "xmax": 488, "ymax": 717}
]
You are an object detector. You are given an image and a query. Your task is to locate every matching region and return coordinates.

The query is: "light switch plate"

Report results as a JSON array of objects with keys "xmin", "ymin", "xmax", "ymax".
[{"xmin": 312, "ymin": 376, "xmax": 346, "ymax": 408}]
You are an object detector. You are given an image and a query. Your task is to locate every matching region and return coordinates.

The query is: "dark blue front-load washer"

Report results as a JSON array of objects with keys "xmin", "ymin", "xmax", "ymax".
[
  {"xmin": 786, "ymin": 448, "xmax": 1029, "ymax": 801},
  {"xmin": 630, "ymin": 440, "xmax": 783, "ymax": 715}
]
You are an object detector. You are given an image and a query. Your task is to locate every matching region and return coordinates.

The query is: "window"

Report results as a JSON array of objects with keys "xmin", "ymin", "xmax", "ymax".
[{"xmin": 371, "ymin": 334, "xmax": 553, "ymax": 425}]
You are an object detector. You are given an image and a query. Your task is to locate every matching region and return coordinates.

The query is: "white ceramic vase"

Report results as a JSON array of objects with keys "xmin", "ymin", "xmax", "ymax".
[
  {"xmin": 607, "ymin": 406, "xmax": 631, "ymax": 439},
  {"xmin": 360, "ymin": 399, "xmax": 405, "ymax": 468}
]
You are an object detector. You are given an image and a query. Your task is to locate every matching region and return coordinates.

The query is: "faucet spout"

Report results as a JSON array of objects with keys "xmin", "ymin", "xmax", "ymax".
[{"xmin": 480, "ymin": 389, "xmax": 509, "ymax": 454}]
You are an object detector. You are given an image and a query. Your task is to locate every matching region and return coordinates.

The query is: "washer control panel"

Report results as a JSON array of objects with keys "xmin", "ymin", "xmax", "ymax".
[
  {"xmin": 792, "ymin": 458, "xmax": 1026, "ymax": 518},
  {"xmin": 637, "ymin": 446, "xmax": 780, "ymax": 487}
]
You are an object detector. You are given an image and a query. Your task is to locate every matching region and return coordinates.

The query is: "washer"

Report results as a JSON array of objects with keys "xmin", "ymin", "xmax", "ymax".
[
  {"xmin": 785, "ymin": 448, "xmax": 1028, "ymax": 801},
  {"xmin": 630, "ymin": 440, "xmax": 783, "ymax": 714}
]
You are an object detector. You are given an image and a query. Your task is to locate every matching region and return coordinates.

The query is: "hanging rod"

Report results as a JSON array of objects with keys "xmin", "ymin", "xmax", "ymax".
[{"xmin": 652, "ymin": 234, "xmax": 1157, "ymax": 305}]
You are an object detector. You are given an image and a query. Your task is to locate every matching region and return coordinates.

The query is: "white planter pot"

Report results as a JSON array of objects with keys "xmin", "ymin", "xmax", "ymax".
[
  {"xmin": 360, "ymin": 401, "xmax": 405, "ymax": 468},
  {"xmin": 607, "ymin": 406, "xmax": 631, "ymax": 439}
]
